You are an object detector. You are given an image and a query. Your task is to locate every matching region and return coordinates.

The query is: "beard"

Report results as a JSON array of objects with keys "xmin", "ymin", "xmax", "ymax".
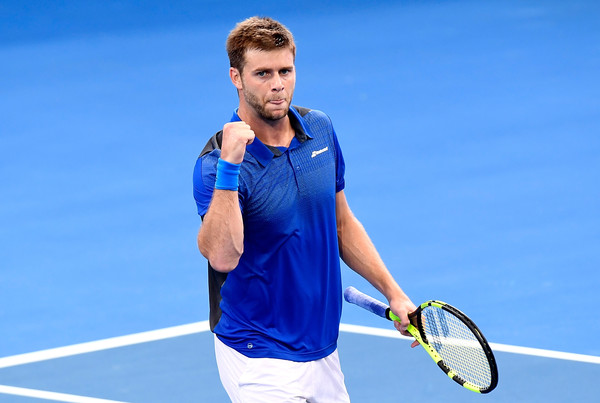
[{"xmin": 241, "ymin": 87, "xmax": 292, "ymax": 121}]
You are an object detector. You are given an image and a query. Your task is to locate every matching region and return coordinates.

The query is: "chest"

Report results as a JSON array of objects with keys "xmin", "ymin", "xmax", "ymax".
[{"xmin": 241, "ymin": 138, "xmax": 336, "ymax": 233}]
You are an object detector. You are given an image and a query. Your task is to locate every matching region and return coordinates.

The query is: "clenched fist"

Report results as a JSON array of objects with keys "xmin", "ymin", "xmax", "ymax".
[{"xmin": 221, "ymin": 121, "xmax": 255, "ymax": 164}]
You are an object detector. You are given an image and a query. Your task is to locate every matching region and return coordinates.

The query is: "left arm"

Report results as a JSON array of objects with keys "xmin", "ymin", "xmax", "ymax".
[{"xmin": 336, "ymin": 190, "xmax": 416, "ymax": 336}]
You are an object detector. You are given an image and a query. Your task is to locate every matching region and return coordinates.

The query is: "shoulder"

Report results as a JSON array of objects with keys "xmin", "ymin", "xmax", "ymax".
[
  {"xmin": 194, "ymin": 130, "xmax": 222, "ymax": 186},
  {"xmin": 293, "ymin": 105, "xmax": 330, "ymax": 122},
  {"xmin": 200, "ymin": 130, "xmax": 223, "ymax": 158},
  {"xmin": 292, "ymin": 106, "xmax": 334, "ymax": 136}
]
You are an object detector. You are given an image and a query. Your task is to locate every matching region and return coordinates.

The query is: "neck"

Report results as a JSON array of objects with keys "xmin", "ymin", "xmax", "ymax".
[{"xmin": 238, "ymin": 106, "xmax": 295, "ymax": 147}]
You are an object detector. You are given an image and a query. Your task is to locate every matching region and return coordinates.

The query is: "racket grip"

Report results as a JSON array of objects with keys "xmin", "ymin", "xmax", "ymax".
[{"xmin": 344, "ymin": 286, "xmax": 391, "ymax": 320}]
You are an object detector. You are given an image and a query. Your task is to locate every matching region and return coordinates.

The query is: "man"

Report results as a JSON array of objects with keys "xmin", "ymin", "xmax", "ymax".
[{"xmin": 193, "ymin": 16, "xmax": 416, "ymax": 402}]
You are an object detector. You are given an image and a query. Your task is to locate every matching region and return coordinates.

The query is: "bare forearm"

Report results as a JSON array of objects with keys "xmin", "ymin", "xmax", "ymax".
[
  {"xmin": 197, "ymin": 121, "xmax": 255, "ymax": 272},
  {"xmin": 338, "ymin": 209, "xmax": 416, "ymax": 336},
  {"xmin": 338, "ymin": 214, "xmax": 406, "ymax": 301},
  {"xmin": 197, "ymin": 189, "xmax": 244, "ymax": 272},
  {"xmin": 335, "ymin": 190, "xmax": 416, "ymax": 337}
]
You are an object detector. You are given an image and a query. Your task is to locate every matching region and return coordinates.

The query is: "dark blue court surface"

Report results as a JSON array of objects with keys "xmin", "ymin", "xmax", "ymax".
[
  {"xmin": 0, "ymin": 326, "xmax": 598, "ymax": 402},
  {"xmin": 1, "ymin": 0, "xmax": 599, "ymax": 401}
]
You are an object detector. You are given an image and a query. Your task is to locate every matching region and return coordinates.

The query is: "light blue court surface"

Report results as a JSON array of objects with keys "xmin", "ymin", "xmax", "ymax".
[{"xmin": 1, "ymin": 0, "xmax": 599, "ymax": 401}]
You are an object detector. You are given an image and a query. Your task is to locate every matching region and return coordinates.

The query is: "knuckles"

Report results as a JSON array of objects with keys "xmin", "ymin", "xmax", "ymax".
[
  {"xmin": 223, "ymin": 122, "xmax": 255, "ymax": 141},
  {"xmin": 220, "ymin": 122, "xmax": 254, "ymax": 164}
]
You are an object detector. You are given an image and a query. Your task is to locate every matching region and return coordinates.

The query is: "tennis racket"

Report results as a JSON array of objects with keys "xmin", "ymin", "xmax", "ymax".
[{"xmin": 344, "ymin": 286, "xmax": 498, "ymax": 394}]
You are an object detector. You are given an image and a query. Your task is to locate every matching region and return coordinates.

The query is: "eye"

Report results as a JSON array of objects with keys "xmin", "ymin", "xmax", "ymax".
[{"xmin": 256, "ymin": 71, "xmax": 267, "ymax": 77}]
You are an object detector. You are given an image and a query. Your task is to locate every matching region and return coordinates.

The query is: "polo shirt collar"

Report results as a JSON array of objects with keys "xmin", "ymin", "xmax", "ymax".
[{"xmin": 230, "ymin": 107, "xmax": 313, "ymax": 167}]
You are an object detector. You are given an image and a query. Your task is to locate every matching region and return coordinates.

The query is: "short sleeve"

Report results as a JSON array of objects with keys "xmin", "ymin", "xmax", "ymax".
[
  {"xmin": 193, "ymin": 150, "xmax": 246, "ymax": 217},
  {"xmin": 193, "ymin": 153, "xmax": 218, "ymax": 217},
  {"xmin": 332, "ymin": 127, "xmax": 346, "ymax": 192}
]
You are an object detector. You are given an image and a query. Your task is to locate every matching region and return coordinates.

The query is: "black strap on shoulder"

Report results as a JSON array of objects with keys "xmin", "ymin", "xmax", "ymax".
[{"xmin": 200, "ymin": 130, "xmax": 223, "ymax": 157}]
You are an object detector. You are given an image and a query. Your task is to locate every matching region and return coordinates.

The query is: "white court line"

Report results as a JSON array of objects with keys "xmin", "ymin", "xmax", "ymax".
[
  {"xmin": 0, "ymin": 321, "xmax": 210, "ymax": 370},
  {"xmin": 0, "ymin": 385, "xmax": 128, "ymax": 403},
  {"xmin": 0, "ymin": 322, "xmax": 598, "ymax": 402},
  {"xmin": 339, "ymin": 323, "xmax": 600, "ymax": 364},
  {"xmin": 0, "ymin": 320, "xmax": 598, "ymax": 372}
]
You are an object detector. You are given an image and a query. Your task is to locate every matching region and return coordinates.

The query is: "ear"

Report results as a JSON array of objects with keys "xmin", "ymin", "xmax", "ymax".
[{"xmin": 229, "ymin": 67, "xmax": 243, "ymax": 90}]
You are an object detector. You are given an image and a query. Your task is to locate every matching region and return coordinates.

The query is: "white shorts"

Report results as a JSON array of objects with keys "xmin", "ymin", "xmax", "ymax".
[{"xmin": 214, "ymin": 335, "xmax": 351, "ymax": 402}]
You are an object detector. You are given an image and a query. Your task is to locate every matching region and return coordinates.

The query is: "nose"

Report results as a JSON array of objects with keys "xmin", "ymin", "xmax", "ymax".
[{"xmin": 271, "ymin": 74, "xmax": 284, "ymax": 92}]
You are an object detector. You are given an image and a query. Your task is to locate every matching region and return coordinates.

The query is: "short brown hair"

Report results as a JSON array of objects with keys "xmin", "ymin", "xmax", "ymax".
[{"xmin": 226, "ymin": 17, "xmax": 296, "ymax": 72}]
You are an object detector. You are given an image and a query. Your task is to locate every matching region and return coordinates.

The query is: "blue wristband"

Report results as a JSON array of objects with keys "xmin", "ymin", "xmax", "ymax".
[{"xmin": 215, "ymin": 158, "xmax": 241, "ymax": 191}]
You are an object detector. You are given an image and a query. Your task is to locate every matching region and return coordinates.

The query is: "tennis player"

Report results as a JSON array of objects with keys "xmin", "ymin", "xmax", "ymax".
[{"xmin": 193, "ymin": 16, "xmax": 416, "ymax": 402}]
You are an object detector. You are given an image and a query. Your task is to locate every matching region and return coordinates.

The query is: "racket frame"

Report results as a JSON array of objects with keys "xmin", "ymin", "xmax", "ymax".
[{"xmin": 386, "ymin": 300, "xmax": 498, "ymax": 394}]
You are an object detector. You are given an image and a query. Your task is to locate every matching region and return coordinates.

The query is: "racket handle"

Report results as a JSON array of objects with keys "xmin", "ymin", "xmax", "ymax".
[{"xmin": 344, "ymin": 286, "xmax": 391, "ymax": 320}]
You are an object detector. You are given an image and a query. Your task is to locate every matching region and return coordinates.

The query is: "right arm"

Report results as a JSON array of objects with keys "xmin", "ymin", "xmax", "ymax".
[
  {"xmin": 197, "ymin": 121, "xmax": 255, "ymax": 273},
  {"xmin": 197, "ymin": 188, "xmax": 244, "ymax": 272}
]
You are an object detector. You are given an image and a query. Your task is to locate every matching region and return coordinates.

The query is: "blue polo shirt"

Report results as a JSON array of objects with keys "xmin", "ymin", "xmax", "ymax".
[{"xmin": 193, "ymin": 106, "xmax": 345, "ymax": 361}]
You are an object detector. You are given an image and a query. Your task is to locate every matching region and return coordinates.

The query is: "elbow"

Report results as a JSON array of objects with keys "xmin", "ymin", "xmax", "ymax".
[
  {"xmin": 197, "ymin": 223, "xmax": 243, "ymax": 272},
  {"xmin": 197, "ymin": 234, "xmax": 210, "ymax": 260},
  {"xmin": 198, "ymin": 239, "xmax": 243, "ymax": 273},
  {"xmin": 208, "ymin": 253, "xmax": 242, "ymax": 273}
]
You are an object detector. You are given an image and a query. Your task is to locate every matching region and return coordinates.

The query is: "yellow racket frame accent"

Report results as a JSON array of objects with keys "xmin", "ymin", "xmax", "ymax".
[{"xmin": 389, "ymin": 301, "xmax": 485, "ymax": 393}]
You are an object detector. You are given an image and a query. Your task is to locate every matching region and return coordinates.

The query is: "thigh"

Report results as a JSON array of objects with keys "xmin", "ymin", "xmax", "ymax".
[
  {"xmin": 238, "ymin": 357, "xmax": 308, "ymax": 402},
  {"xmin": 214, "ymin": 334, "xmax": 249, "ymax": 403},
  {"xmin": 239, "ymin": 350, "xmax": 350, "ymax": 403},
  {"xmin": 215, "ymin": 335, "xmax": 307, "ymax": 402},
  {"xmin": 215, "ymin": 336, "xmax": 350, "ymax": 403},
  {"xmin": 307, "ymin": 350, "xmax": 350, "ymax": 403}
]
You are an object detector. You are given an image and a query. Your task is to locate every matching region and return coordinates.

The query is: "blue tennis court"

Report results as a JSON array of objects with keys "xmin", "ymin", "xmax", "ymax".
[{"xmin": 1, "ymin": 0, "xmax": 599, "ymax": 401}]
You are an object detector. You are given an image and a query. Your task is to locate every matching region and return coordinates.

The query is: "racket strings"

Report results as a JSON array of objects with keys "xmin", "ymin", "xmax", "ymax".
[{"xmin": 422, "ymin": 307, "xmax": 492, "ymax": 389}]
